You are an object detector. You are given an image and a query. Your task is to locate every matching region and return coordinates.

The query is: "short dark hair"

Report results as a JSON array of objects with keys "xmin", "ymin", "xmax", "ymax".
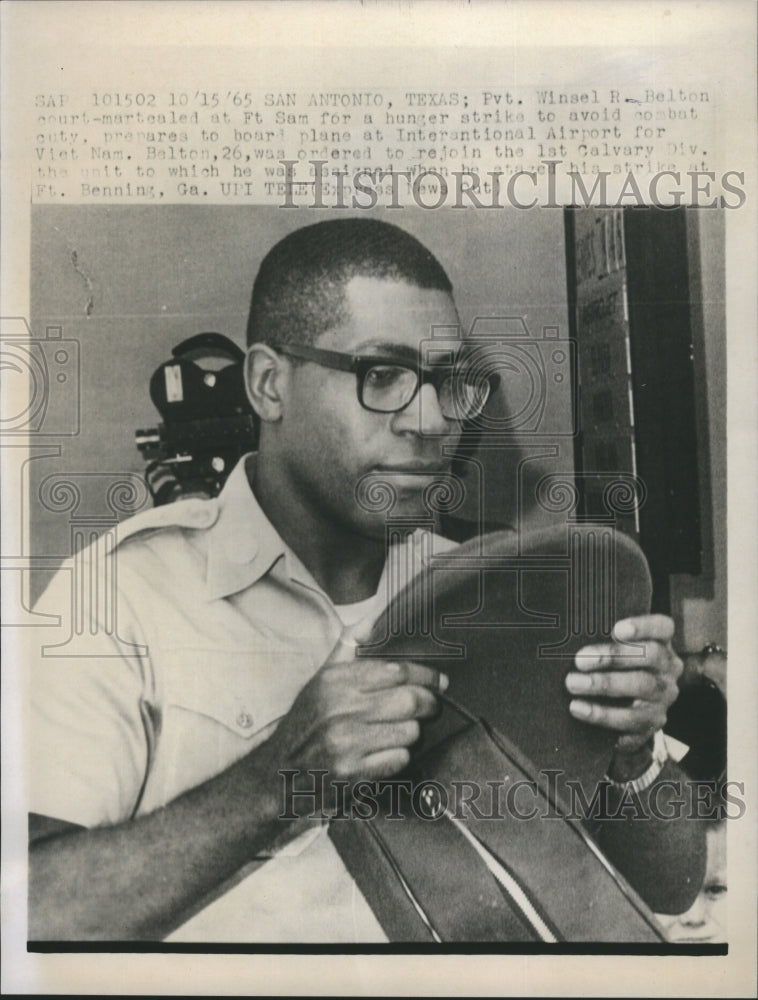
[{"xmin": 246, "ymin": 218, "xmax": 453, "ymax": 347}]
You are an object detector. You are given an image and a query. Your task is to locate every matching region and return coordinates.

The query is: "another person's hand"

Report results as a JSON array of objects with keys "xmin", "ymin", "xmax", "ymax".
[{"xmin": 565, "ymin": 614, "xmax": 682, "ymax": 754}]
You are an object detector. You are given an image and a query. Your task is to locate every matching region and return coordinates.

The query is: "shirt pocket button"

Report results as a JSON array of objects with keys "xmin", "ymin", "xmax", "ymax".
[{"xmin": 236, "ymin": 711, "xmax": 254, "ymax": 730}]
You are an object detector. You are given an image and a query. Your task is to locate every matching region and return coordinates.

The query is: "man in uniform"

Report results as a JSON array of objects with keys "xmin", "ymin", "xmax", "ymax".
[{"xmin": 28, "ymin": 218, "xmax": 700, "ymax": 940}]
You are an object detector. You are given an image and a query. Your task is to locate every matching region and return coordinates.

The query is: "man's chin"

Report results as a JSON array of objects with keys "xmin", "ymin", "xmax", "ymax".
[{"xmin": 352, "ymin": 498, "xmax": 432, "ymax": 540}]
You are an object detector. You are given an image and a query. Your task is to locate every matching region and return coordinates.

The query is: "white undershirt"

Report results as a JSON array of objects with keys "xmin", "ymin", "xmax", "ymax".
[{"xmin": 334, "ymin": 590, "xmax": 386, "ymax": 632}]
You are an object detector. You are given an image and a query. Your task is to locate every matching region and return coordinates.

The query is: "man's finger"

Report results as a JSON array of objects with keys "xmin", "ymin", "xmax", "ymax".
[
  {"xmin": 356, "ymin": 658, "xmax": 449, "ymax": 694},
  {"xmin": 574, "ymin": 640, "xmax": 674, "ymax": 671},
  {"xmin": 359, "ymin": 747, "xmax": 412, "ymax": 780},
  {"xmin": 612, "ymin": 614, "xmax": 676, "ymax": 643},
  {"xmin": 565, "ymin": 669, "xmax": 663, "ymax": 701},
  {"xmin": 568, "ymin": 697, "xmax": 666, "ymax": 733},
  {"xmin": 322, "ymin": 719, "xmax": 420, "ymax": 776},
  {"xmin": 362, "ymin": 719, "xmax": 422, "ymax": 752},
  {"xmin": 362, "ymin": 684, "xmax": 441, "ymax": 722}
]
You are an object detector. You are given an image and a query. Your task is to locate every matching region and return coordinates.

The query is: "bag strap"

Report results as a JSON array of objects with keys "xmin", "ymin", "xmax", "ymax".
[{"xmin": 435, "ymin": 690, "xmax": 665, "ymax": 938}]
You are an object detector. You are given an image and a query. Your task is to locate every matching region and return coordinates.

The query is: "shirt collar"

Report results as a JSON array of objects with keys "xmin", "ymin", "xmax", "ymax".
[
  {"xmin": 204, "ymin": 454, "xmax": 458, "ymax": 606},
  {"xmin": 205, "ymin": 454, "xmax": 291, "ymax": 601}
]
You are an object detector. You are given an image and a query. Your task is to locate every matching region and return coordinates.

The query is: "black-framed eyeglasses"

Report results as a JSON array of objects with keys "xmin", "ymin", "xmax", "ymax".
[{"xmin": 271, "ymin": 342, "xmax": 492, "ymax": 420}]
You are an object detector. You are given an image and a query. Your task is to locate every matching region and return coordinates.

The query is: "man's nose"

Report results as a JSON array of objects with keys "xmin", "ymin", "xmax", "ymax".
[{"xmin": 392, "ymin": 381, "xmax": 455, "ymax": 437}]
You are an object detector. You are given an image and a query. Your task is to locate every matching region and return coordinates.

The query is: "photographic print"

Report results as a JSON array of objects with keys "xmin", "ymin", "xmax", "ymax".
[{"xmin": 2, "ymin": 3, "xmax": 755, "ymax": 995}]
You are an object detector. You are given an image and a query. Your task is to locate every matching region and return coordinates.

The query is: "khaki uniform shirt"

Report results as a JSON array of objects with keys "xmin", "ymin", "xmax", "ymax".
[{"xmin": 30, "ymin": 455, "xmax": 456, "ymax": 941}]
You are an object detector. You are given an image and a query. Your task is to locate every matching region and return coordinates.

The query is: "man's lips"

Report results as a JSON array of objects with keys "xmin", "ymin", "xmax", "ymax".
[{"xmin": 371, "ymin": 463, "xmax": 451, "ymax": 474}]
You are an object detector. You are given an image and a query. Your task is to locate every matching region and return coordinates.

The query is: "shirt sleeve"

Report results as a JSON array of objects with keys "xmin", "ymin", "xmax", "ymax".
[{"xmin": 28, "ymin": 557, "xmax": 153, "ymax": 829}]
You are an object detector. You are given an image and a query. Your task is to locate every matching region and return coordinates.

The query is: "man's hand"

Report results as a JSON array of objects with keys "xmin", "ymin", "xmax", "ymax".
[
  {"xmin": 565, "ymin": 614, "xmax": 682, "ymax": 754},
  {"xmin": 267, "ymin": 654, "xmax": 448, "ymax": 796},
  {"xmin": 28, "ymin": 651, "xmax": 446, "ymax": 940}
]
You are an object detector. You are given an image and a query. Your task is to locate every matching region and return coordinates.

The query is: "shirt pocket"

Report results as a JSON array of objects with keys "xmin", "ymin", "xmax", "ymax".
[{"xmin": 141, "ymin": 645, "xmax": 318, "ymax": 810}]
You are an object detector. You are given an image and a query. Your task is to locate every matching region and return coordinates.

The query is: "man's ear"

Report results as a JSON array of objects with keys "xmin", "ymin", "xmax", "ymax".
[{"xmin": 245, "ymin": 344, "xmax": 287, "ymax": 422}]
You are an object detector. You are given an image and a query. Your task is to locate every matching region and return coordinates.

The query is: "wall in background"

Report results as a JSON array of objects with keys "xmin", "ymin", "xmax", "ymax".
[{"xmin": 670, "ymin": 210, "xmax": 727, "ymax": 651}]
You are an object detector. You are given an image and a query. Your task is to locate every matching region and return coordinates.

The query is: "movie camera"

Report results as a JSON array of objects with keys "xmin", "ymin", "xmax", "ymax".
[{"xmin": 135, "ymin": 333, "xmax": 257, "ymax": 505}]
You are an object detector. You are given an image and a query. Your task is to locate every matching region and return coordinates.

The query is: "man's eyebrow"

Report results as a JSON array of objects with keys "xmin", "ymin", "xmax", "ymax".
[
  {"xmin": 352, "ymin": 341, "xmax": 419, "ymax": 362},
  {"xmin": 353, "ymin": 341, "xmax": 462, "ymax": 364}
]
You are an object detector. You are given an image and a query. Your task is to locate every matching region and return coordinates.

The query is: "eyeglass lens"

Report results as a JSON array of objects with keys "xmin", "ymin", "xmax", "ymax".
[{"xmin": 361, "ymin": 364, "xmax": 488, "ymax": 418}]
